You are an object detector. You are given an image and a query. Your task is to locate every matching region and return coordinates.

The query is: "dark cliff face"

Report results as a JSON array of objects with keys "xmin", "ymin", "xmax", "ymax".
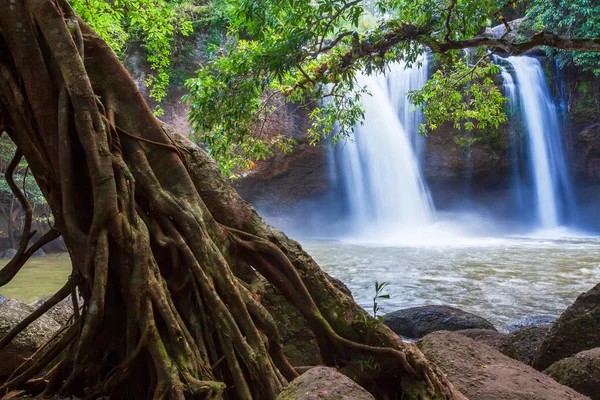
[{"xmin": 230, "ymin": 60, "xmax": 600, "ymax": 215}]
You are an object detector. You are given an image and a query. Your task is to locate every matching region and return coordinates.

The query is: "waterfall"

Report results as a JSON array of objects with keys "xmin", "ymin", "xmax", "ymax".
[
  {"xmin": 504, "ymin": 56, "xmax": 574, "ymax": 229},
  {"xmin": 337, "ymin": 60, "xmax": 434, "ymax": 235}
]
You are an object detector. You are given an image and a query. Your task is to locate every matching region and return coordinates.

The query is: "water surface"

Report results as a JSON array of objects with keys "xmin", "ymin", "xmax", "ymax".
[
  {"xmin": 1, "ymin": 253, "xmax": 71, "ymax": 303},
  {"xmin": 302, "ymin": 234, "xmax": 600, "ymax": 330}
]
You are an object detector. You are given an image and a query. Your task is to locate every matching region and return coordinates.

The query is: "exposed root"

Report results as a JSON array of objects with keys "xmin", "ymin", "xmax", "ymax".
[{"xmin": 0, "ymin": 1, "xmax": 461, "ymax": 399}]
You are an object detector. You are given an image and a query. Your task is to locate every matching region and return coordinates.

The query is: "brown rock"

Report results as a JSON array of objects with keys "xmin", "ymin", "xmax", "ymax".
[
  {"xmin": 544, "ymin": 347, "xmax": 600, "ymax": 400},
  {"xmin": 0, "ymin": 299, "xmax": 61, "ymax": 377},
  {"xmin": 456, "ymin": 329, "xmax": 519, "ymax": 360},
  {"xmin": 276, "ymin": 367, "xmax": 375, "ymax": 400},
  {"xmin": 418, "ymin": 331, "xmax": 588, "ymax": 400},
  {"xmin": 532, "ymin": 283, "xmax": 600, "ymax": 371},
  {"xmin": 507, "ymin": 325, "xmax": 551, "ymax": 365}
]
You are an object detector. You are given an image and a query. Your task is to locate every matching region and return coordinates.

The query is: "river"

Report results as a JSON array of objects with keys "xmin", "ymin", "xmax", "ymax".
[
  {"xmin": 2, "ymin": 235, "xmax": 599, "ymax": 331},
  {"xmin": 302, "ymin": 234, "xmax": 600, "ymax": 331}
]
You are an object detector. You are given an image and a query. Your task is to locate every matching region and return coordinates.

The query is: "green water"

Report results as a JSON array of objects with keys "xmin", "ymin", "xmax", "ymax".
[{"xmin": 1, "ymin": 253, "xmax": 72, "ymax": 303}]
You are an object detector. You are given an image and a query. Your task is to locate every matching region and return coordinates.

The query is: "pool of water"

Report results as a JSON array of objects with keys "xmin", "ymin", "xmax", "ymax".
[
  {"xmin": 301, "ymin": 234, "xmax": 600, "ymax": 330},
  {"xmin": 1, "ymin": 253, "xmax": 72, "ymax": 303},
  {"xmin": 3, "ymin": 234, "xmax": 599, "ymax": 331}
]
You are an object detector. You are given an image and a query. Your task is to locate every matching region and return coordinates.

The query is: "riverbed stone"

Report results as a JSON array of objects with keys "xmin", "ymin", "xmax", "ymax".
[
  {"xmin": 0, "ymin": 248, "xmax": 17, "ymax": 259},
  {"xmin": 0, "ymin": 299, "xmax": 61, "ymax": 377},
  {"xmin": 506, "ymin": 315, "xmax": 557, "ymax": 333},
  {"xmin": 456, "ymin": 329, "xmax": 519, "ymax": 360},
  {"xmin": 32, "ymin": 248, "xmax": 46, "ymax": 257},
  {"xmin": 544, "ymin": 347, "xmax": 600, "ymax": 399},
  {"xmin": 418, "ymin": 331, "xmax": 588, "ymax": 400},
  {"xmin": 532, "ymin": 283, "xmax": 600, "ymax": 371},
  {"xmin": 507, "ymin": 325, "xmax": 551, "ymax": 365},
  {"xmin": 276, "ymin": 367, "xmax": 375, "ymax": 400},
  {"xmin": 383, "ymin": 305, "xmax": 496, "ymax": 339}
]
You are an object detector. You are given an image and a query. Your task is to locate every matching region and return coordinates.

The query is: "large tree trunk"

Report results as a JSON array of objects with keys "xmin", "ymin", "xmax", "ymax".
[{"xmin": 0, "ymin": 1, "xmax": 463, "ymax": 399}]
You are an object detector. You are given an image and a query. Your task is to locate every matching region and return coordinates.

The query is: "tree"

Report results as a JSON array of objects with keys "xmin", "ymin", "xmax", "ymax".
[
  {"xmin": 0, "ymin": 1, "xmax": 459, "ymax": 399},
  {"xmin": 187, "ymin": 0, "xmax": 600, "ymax": 174},
  {"xmin": 0, "ymin": 0, "xmax": 599, "ymax": 399}
]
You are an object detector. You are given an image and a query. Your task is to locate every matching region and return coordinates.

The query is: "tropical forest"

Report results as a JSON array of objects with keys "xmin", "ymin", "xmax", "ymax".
[{"xmin": 1, "ymin": 0, "xmax": 600, "ymax": 399}]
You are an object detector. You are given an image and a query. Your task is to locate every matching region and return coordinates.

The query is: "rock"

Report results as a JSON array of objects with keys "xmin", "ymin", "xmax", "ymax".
[
  {"xmin": 506, "ymin": 315, "xmax": 557, "ymax": 333},
  {"xmin": 0, "ymin": 299, "xmax": 61, "ymax": 377},
  {"xmin": 276, "ymin": 367, "xmax": 375, "ymax": 400},
  {"xmin": 30, "ymin": 294, "xmax": 77, "ymax": 325},
  {"xmin": 0, "ymin": 293, "xmax": 5, "ymax": 304},
  {"xmin": 544, "ymin": 348, "xmax": 600, "ymax": 400},
  {"xmin": 532, "ymin": 283, "xmax": 600, "ymax": 371},
  {"xmin": 418, "ymin": 331, "xmax": 588, "ymax": 400},
  {"xmin": 32, "ymin": 248, "xmax": 46, "ymax": 257},
  {"xmin": 456, "ymin": 329, "xmax": 519, "ymax": 360},
  {"xmin": 507, "ymin": 325, "xmax": 551, "ymax": 365},
  {"xmin": 383, "ymin": 305, "xmax": 496, "ymax": 339},
  {"xmin": 1, "ymin": 248, "xmax": 17, "ymax": 259},
  {"xmin": 261, "ymin": 280, "xmax": 322, "ymax": 366}
]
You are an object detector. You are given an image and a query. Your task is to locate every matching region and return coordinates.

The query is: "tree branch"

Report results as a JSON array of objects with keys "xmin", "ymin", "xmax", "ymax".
[{"xmin": 434, "ymin": 31, "xmax": 600, "ymax": 54}]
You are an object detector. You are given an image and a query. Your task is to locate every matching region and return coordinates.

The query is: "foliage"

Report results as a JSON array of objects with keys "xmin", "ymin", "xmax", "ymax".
[
  {"xmin": 0, "ymin": 136, "xmax": 45, "ymax": 206},
  {"xmin": 526, "ymin": 0, "xmax": 600, "ymax": 74},
  {"xmin": 372, "ymin": 280, "xmax": 390, "ymax": 320},
  {"xmin": 184, "ymin": 0, "xmax": 526, "ymax": 173},
  {"xmin": 409, "ymin": 50, "xmax": 507, "ymax": 136},
  {"xmin": 71, "ymin": 0, "xmax": 197, "ymax": 111}
]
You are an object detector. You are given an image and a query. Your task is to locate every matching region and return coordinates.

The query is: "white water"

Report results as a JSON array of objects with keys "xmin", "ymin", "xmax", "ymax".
[
  {"xmin": 337, "ymin": 61, "xmax": 433, "ymax": 237},
  {"xmin": 506, "ymin": 57, "xmax": 573, "ymax": 229}
]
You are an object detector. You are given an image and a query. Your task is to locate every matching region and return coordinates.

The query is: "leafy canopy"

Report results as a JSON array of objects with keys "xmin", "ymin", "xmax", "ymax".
[
  {"xmin": 525, "ymin": 0, "xmax": 600, "ymax": 74},
  {"xmin": 184, "ymin": 0, "xmax": 523, "ymax": 175},
  {"xmin": 71, "ymin": 0, "xmax": 197, "ymax": 113}
]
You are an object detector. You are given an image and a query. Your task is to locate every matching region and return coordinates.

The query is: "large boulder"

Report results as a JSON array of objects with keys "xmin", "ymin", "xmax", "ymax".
[
  {"xmin": 276, "ymin": 367, "xmax": 375, "ymax": 400},
  {"xmin": 418, "ymin": 331, "xmax": 587, "ymax": 400},
  {"xmin": 0, "ymin": 299, "xmax": 61, "ymax": 377},
  {"xmin": 30, "ymin": 295, "xmax": 77, "ymax": 325},
  {"xmin": 456, "ymin": 329, "xmax": 519, "ymax": 360},
  {"xmin": 383, "ymin": 305, "xmax": 496, "ymax": 339},
  {"xmin": 507, "ymin": 325, "xmax": 551, "ymax": 365},
  {"xmin": 544, "ymin": 348, "xmax": 600, "ymax": 400},
  {"xmin": 532, "ymin": 283, "xmax": 600, "ymax": 371},
  {"xmin": 260, "ymin": 281, "xmax": 322, "ymax": 366},
  {"xmin": 506, "ymin": 315, "xmax": 557, "ymax": 333}
]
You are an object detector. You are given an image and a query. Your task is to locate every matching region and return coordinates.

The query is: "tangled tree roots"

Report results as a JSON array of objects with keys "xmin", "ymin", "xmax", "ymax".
[{"xmin": 0, "ymin": 1, "xmax": 463, "ymax": 399}]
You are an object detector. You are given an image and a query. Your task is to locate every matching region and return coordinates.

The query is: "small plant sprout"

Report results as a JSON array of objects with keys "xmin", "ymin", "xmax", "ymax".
[{"xmin": 373, "ymin": 281, "xmax": 391, "ymax": 320}]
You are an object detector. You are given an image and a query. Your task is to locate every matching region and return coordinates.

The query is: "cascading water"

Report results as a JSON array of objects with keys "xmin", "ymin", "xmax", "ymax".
[
  {"xmin": 336, "ymin": 60, "xmax": 434, "ymax": 236},
  {"xmin": 503, "ymin": 56, "xmax": 575, "ymax": 229}
]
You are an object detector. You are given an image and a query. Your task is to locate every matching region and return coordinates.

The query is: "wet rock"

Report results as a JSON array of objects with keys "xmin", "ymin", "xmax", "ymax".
[
  {"xmin": 507, "ymin": 325, "xmax": 551, "ymax": 365},
  {"xmin": 418, "ymin": 331, "xmax": 587, "ymax": 400},
  {"xmin": 456, "ymin": 329, "xmax": 519, "ymax": 360},
  {"xmin": 383, "ymin": 305, "xmax": 496, "ymax": 339},
  {"xmin": 30, "ymin": 294, "xmax": 78, "ymax": 325},
  {"xmin": 1, "ymin": 248, "xmax": 17, "ymax": 259},
  {"xmin": 506, "ymin": 315, "xmax": 557, "ymax": 333},
  {"xmin": 532, "ymin": 283, "xmax": 600, "ymax": 371},
  {"xmin": 544, "ymin": 347, "xmax": 600, "ymax": 400},
  {"xmin": 276, "ymin": 367, "xmax": 375, "ymax": 400},
  {"xmin": 0, "ymin": 299, "xmax": 61, "ymax": 377}
]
